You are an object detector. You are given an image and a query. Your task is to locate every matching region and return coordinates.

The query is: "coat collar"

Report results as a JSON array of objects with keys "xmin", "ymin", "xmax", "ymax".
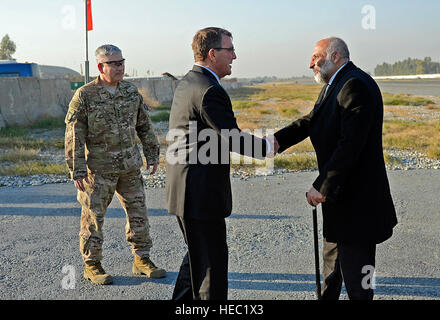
[
  {"xmin": 316, "ymin": 61, "xmax": 357, "ymax": 106},
  {"xmin": 192, "ymin": 64, "xmax": 221, "ymax": 85},
  {"xmin": 329, "ymin": 61, "xmax": 356, "ymax": 87}
]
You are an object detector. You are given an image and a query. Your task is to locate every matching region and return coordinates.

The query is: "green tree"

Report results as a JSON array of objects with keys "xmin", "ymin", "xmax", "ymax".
[
  {"xmin": 415, "ymin": 60, "xmax": 424, "ymax": 74},
  {"xmin": 375, "ymin": 57, "xmax": 440, "ymax": 76},
  {"xmin": 0, "ymin": 34, "xmax": 16, "ymax": 60}
]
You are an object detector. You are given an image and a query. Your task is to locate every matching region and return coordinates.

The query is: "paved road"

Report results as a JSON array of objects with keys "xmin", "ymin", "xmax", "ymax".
[
  {"xmin": 375, "ymin": 79, "xmax": 440, "ymax": 97},
  {"xmin": 293, "ymin": 78, "xmax": 440, "ymax": 97},
  {"xmin": 0, "ymin": 170, "xmax": 439, "ymax": 300}
]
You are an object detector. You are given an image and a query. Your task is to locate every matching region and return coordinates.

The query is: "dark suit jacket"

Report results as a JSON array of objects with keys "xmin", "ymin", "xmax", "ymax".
[
  {"xmin": 166, "ymin": 65, "xmax": 267, "ymax": 221},
  {"xmin": 274, "ymin": 62, "xmax": 397, "ymax": 244}
]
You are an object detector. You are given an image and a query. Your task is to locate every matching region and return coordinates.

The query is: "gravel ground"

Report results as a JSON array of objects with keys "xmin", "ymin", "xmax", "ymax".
[
  {"xmin": 2, "ymin": 102, "xmax": 439, "ymax": 188},
  {"xmin": 1, "ymin": 148, "xmax": 439, "ymax": 188},
  {"xmin": 0, "ymin": 169, "xmax": 439, "ymax": 301},
  {"xmin": 1, "ymin": 101, "xmax": 439, "ymax": 302}
]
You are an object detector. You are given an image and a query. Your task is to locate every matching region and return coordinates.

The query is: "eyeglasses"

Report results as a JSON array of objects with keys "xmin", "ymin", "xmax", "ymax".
[
  {"xmin": 101, "ymin": 59, "xmax": 125, "ymax": 67},
  {"xmin": 214, "ymin": 47, "xmax": 235, "ymax": 53}
]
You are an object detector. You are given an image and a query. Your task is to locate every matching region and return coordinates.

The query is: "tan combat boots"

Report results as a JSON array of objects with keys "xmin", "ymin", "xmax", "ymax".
[
  {"xmin": 84, "ymin": 257, "xmax": 166, "ymax": 285},
  {"xmin": 132, "ymin": 256, "xmax": 166, "ymax": 279},
  {"xmin": 83, "ymin": 262, "xmax": 113, "ymax": 285}
]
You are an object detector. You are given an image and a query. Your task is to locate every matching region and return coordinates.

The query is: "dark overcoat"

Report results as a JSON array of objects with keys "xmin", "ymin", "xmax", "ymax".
[{"xmin": 275, "ymin": 62, "xmax": 398, "ymax": 244}]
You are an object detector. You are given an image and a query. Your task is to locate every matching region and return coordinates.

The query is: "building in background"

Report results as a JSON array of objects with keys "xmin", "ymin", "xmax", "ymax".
[
  {"xmin": 0, "ymin": 60, "xmax": 81, "ymax": 79},
  {"xmin": 0, "ymin": 60, "xmax": 40, "ymax": 77}
]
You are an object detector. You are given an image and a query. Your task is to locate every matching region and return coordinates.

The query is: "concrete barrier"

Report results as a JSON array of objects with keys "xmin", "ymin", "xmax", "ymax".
[
  {"xmin": 0, "ymin": 78, "xmax": 72, "ymax": 129},
  {"xmin": 0, "ymin": 76, "xmax": 242, "ymax": 130},
  {"xmin": 127, "ymin": 77, "xmax": 242, "ymax": 106},
  {"xmin": 126, "ymin": 77, "xmax": 179, "ymax": 106}
]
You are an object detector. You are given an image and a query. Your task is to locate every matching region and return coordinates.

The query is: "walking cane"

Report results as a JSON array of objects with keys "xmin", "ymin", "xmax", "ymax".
[
  {"xmin": 306, "ymin": 192, "xmax": 322, "ymax": 300},
  {"xmin": 312, "ymin": 205, "xmax": 322, "ymax": 300}
]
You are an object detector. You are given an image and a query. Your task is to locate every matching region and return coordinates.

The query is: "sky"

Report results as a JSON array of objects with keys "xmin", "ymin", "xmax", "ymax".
[{"xmin": 1, "ymin": 0, "xmax": 440, "ymax": 78}]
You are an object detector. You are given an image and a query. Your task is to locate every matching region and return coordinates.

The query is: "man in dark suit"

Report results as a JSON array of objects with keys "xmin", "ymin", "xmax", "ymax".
[
  {"xmin": 166, "ymin": 27, "xmax": 271, "ymax": 300},
  {"xmin": 274, "ymin": 37, "xmax": 398, "ymax": 300}
]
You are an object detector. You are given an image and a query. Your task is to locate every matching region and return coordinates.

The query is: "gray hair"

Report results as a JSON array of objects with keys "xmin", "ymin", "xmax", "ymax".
[
  {"xmin": 326, "ymin": 37, "xmax": 350, "ymax": 61},
  {"xmin": 95, "ymin": 44, "xmax": 122, "ymax": 62}
]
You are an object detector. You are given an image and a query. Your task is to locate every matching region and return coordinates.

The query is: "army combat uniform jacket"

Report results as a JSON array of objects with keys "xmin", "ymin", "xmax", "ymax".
[{"xmin": 65, "ymin": 78, "xmax": 159, "ymax": 180}]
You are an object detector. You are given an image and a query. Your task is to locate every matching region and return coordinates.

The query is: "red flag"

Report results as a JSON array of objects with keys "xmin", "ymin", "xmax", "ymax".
[{"xmin": 86, "ymin": 0, "xmax": 93, "ymax": 31}]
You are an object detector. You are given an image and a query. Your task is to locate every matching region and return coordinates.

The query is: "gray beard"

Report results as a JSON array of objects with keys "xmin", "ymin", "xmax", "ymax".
[{"xmin": 314, "ymin": 59, "xmax": 335, "ymax": 84}]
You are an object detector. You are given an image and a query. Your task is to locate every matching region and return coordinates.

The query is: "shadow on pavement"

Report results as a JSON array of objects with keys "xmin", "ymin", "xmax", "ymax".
[
  {"xmin": 0, "ymin": 207, "xmax": 295, "ymax": 220},
  {"xmin": 228, "ymin": 272, "xmax": 440, "ymax": 298},
  {"xmin": 110, "ymin": 271, "xmax": 440, "ymax": 299},
  {"xmin": 0, "ymin": 207, "xmax": 170, "ymax": 217}
]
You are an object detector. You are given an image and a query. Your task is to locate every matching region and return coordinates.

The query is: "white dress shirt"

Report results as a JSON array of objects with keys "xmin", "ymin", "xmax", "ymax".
[{"xmin": 325, "ymin": 61, "xmax": 349, "ymax": 96}]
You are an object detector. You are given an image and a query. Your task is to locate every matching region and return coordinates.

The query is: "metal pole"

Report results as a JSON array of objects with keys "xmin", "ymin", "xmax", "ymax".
[{"xmin": 84, "ymin": 0, "xmax": 90, "ymax": 83}]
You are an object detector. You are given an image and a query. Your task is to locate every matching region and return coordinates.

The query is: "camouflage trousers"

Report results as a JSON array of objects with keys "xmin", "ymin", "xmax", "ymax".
[{"xmin": 77, "ymin": 169, "xmax": 152, "ymax": 264}]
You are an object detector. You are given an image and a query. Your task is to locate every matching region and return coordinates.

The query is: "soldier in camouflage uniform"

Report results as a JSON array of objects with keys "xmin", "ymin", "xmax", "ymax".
[{"xmin": 65, "ymin": 44, "xmax": 166, "ymax": 285}]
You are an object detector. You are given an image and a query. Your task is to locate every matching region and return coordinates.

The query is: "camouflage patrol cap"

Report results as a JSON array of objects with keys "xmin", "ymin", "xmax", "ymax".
[{"xmin": 95, "ymin": 44, "xmax": 122, "ymax": 62}]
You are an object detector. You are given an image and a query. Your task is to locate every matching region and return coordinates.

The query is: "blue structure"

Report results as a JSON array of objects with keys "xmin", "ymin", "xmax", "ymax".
[{"xmin": 0, "ymin": 60, "xmax": 40, "ymax": 77}]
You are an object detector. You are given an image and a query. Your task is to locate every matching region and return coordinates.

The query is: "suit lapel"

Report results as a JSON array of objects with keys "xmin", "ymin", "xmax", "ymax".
[
  {"xmin": 192, "ymin": 65, "xmax": 221, "ymax": 85},
  {"xmin": 192, "ymin": 65, "xmax": 231, "ymax": 102},
  {"xmin": 314, "ymin": 85, "xmax": 327, "ymax": 107}
]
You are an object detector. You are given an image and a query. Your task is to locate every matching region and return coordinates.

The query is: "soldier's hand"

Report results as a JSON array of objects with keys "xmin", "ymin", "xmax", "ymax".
[
  {"xmin": 74, "ymin": 176, "xmax": 90, "ymax": 192},
  {"xmin": 147, "ymin": 163, "xmax": 158, "ymax": 175}
]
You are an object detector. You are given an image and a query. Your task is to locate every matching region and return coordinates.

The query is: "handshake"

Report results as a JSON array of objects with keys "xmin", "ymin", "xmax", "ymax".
[
  {"xmin": 264, "ymin": 134, "xmax": 280, "ymax": 158},
  {"xmin": 262, "ymin": 133, "xmax": 326, "ymax": 207}
]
